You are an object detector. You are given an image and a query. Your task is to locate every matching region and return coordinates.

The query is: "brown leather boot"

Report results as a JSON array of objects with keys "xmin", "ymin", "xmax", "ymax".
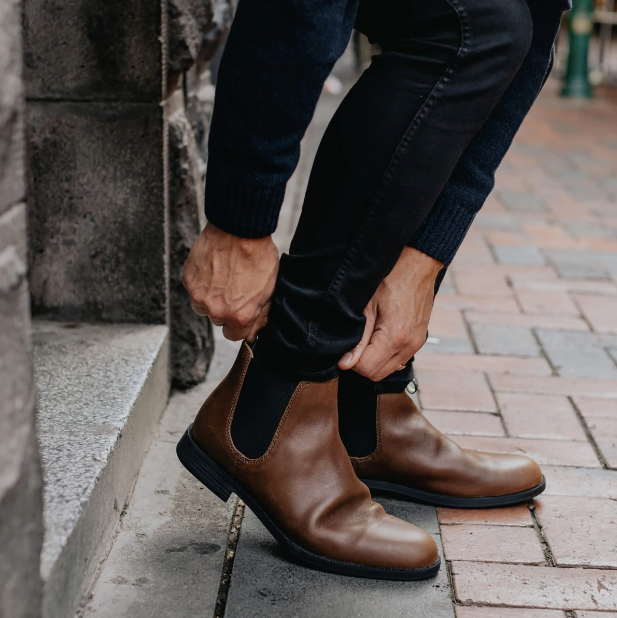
[
  {"xmin": 340, "ymin": 378, "xmax": 545, "ymax": 508},
  {"xmin": 177, "ymin": 342, "xmax": 440, "ymax": 580}
]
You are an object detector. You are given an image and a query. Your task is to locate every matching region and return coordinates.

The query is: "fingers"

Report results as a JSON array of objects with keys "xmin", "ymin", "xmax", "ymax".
[
  {"xmin": 354, "ymin": 328, "xmax": 426, "ymax": 382},
  {"xmin": 338, "ymin": 305, "xmax": 376, "ymax": 370}
]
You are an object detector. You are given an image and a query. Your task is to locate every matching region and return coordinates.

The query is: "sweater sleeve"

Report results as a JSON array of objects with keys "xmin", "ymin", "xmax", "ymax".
[
  {"xmin": 205, "ymin": 0, "xmax": 357, "ymax": 238},
  {"xmin": 409, "ymin": 0, "xmax": 568, "ymax": 266}
]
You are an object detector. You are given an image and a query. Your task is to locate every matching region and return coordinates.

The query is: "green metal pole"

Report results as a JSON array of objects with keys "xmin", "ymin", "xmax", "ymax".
[{"xmin": 562, "ymin": 0, "xmax": 594, "ymax": 98}]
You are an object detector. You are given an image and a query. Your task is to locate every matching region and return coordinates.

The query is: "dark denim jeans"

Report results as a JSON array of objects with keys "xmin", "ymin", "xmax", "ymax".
[
  {"xmin": 382, "ymin": 0, "xmax": 572, "ymax": 393},
  {"xmin": 258, "ymin": 0, "xmax": 535, "ymax": 380}
]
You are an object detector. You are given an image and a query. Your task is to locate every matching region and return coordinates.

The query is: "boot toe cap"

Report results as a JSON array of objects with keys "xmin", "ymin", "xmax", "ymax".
[
  {"xmin": 363, "ymin": 515, "xmax": 439, "ymax": 570},
  {"xmin": 478, "ymin": 451, "xmax": 544, "ymax": 496}
]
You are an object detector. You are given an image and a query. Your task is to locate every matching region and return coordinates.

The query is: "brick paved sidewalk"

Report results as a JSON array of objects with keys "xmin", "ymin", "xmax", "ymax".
[{"xmin": 417, "ymin": 80, "xmax": 617, "ymax": 617}]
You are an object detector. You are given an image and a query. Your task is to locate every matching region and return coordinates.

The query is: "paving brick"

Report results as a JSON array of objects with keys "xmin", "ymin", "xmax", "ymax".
[
  {"xmin": 580, "ymin": 415, "xmax": 617, "ymax": 469},
  {"xmin": 421, "ymin": 335, "xmax": 476, "ymax": 355},
  {"xmin": 546, "ymin": 250, "xmax": 610, "ymax": 280},
  {"xmin": 535, "ymin": 329, "xmax": 617, "ymax": 351},
  {"xmin": 439, "ymin": 504, "xmax": 533, "ymax": 527},
  {"xmin": 543, "ymin": 347, "xmax": 617, "ymax": 379},
  {"xmin": 429, "ymin": 306, "xmax": 469, "ymax": 338},
  {"xmin": 577, "ymin": 613, "xmax": 617, "ymax": 618},
  {"xmin": 452, "ymin": 436, "xmax": 600, "ymax": 467},
  {"xmin": 515, "ymin": 288, "xmax": 580, "ymax": 316},
  {"xmin": 436, "ymin": 295, "xmax": 521, "ymax": 313},
  {"xmin": 454, "ymin": 233, "xmax": 495, "ymax": 265},
  {"xmin": 474, "ymin": 213, "xmax": 519, "ymax": 230},
  {"xmin": 469, "ymin": 323, "xmax": 540, "ymax": 357},
  {"xmin": 574, "ymin": 396, "xmax": 617, "ymax": 418},
  {"xmin": 453, "ymin": 272, "xmax": 513, "ymax": 299},
  {"xmin": 574, "ymin": 294, "xmax": 617, "ymax": 334},
  {"xmin": 493, "ymin": 245, "xmax": 547, "ymax": 266},
  {"xmin": 564, "ymin": 221, "xmax": 617, "ymax": 239},
  {"xmin": 416, "ymin": 351, "xmax": 552, "ymax": 376},
  {"xmin": 485, "ymin": 231, "xmax": 530, "ymax": 246},
  {"xmin": 451, "ymin": 561, "xmax": 617, "ymax": 610},
  {"xmin": 455, "ymin": 607, "xmax": 564, "ymax": 618},
  {"xmin": 497, "ymin": 393, "xmax": 587, "ymax": 441},
  {"xmin": 454, "ymin": 264, "xmax": 558, "ymax": 280},
  {"xmin": 465, "ymin": 310, "xmax": 588, "ymax": 332},
  {"xmin": 523, "ymin": 223, "xmax": 581, "ymax": 249},
  {"xmin": 500, "ymin": 191, "xmax": 547, "ymax": 213},
  {"xmin": 535, "ymin": 496, "xmax": 617, "ymax": 567},
  {"xmin": 416, "ymin": 370, "xmax": 497, "ymax": 413},
  {"xmin": 441, "ymin": 525, "xmax": 544, "ymax": 564},
  {"xmin": 490, "ymin": 373, "xmax": 617, "ymax": 399},
  {"xmin": 543, "ymin": 466, "xmax": 617, "ymax": 500},
  {"xmin": 423, "ymin": 410, "xmax": 505, "ymax": 437},
  {"xmin": 513, "ymin": 279, "xmax": 617, "ymax": 296}
]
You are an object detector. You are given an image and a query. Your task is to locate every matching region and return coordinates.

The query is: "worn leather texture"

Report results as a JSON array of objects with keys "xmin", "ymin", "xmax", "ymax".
[
  {"xmin": 352, "ymin": 392, "xmax": 543, "ymax": 498},
  {"xmin": 191, "ymin": 343, "xmax": 438, "ymax": 569}
]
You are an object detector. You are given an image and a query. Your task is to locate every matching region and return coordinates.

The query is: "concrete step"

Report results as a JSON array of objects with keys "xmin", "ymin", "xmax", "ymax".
[
  {"xmin": 83, "ymin": 335, "xmax": 240, "ymax": 618},
  {"xmin": 32, "ymin": 321, "xmax": 170, "ymax": 618}
]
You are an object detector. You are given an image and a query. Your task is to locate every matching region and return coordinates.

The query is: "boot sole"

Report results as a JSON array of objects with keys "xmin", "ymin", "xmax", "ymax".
[
  {"xmin": 177, "ymin": 426, "xmax": 440, "ymax": 581},
  {"xmin": 361, "ymin": 477, "xmax": 546, "ymax": 509}
]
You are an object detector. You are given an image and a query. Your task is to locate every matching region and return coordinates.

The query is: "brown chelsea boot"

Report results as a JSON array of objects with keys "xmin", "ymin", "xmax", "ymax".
[
  {"xmin": 341, "ymin": 378, "xmax": 545, "ymax": 508},
  {"xmin": 176, "ymin": 342, "xmax": 440, "ymax": 580}
]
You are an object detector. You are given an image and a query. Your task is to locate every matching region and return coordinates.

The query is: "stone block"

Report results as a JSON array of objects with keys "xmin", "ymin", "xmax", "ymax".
[
  {"xmin": 33, "ymin": 321, "xmax": 170, "ymax": 618},
  {"xmin": 27, "ymin": 101, "xmax": 168, "ymax": 323},
  {"xmin": 168, "ymin": 108, "xmax": 214, "ymax": 387},
  {"xmin": 0, "ymin": 200, "xmax": 44, "ymax": 618},
  {"xmin": 0, "ymin": 0, "xmax": 25, "ymax": 214},
  {"xmin": 23, "ymin": 0, "xmax": 162, "ymax": 101}
]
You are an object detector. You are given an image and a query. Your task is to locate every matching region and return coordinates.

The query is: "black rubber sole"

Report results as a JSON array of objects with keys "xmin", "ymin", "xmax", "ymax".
[
  {"xmin": 177, "ymin": 426, "xmax": 441, "ymax": 580},
  {"xmin": 361, "ymin": 476, "xmax": 546, "ymax": 509}
]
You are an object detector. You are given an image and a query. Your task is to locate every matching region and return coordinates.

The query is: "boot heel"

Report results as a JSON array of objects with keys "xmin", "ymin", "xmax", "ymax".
[{"xmin": 176, "ymin": 426, "xmax": 234, "ymax": 503}]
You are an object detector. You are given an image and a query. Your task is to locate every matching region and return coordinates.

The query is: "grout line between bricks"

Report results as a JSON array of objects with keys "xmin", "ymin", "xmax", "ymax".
[
  {"xmin": 568, "ymin": 396, "xmax": 609, "ymax": 470},
  {"xmin": 506, "ymin": 274, "xmax": 526, "ymax": 314},
  {"xmin": 528, "ymin": 500, "xmax": 556, "ymax": 567},
  {"xmin": 461, "ymin": 310, "xmax": 480, "ymax": 355},
  {"xmin": 530, "ymin": 327, "xmax": 559, "ymax": 377},
  {"xmin": 213, "ymin": 498, "xmax": 245, "ymax": 618},
  {"xmin": 483, "ymin": 371, "xmax": 510, "ymax": 437}
]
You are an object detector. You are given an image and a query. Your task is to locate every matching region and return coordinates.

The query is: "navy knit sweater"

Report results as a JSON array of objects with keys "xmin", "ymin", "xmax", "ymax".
[{"xmin": 205, "ymin": 0, "xmax": 569, "ymax": 266}]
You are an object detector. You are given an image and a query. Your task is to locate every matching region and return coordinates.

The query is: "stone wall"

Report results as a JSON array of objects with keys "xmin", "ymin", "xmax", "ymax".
[
  {"xmin": 167, "ymin": 0, "xmax": 232, "ymax": 387},
  {"xmin": 23, "ymin": 0, "xmax": 231, "ymax": 387},
  {"xmin": 24, "ymin": 0, "xmax": 168, "ymax": 325},
  {"xmin": 0, "ymin": 0, "xmax": 44, "ymax": 616}
]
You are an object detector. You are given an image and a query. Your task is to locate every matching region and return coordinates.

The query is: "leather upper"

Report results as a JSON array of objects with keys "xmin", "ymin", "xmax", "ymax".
[
  {"xmin": 191, "ymin": 343, "xmax": 438, "ymax": 569},
  {"xmin": 351, "ymin": 391, "xmax": 543, "ymax": 498}
]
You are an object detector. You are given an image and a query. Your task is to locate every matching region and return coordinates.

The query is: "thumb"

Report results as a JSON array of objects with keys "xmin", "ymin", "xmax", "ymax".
[
  {"xmin": 246, "ymin": 300, "xmax": 271, "ymax": 343},
  {"xmin": 338, "ymin": 306, "xmax": 377, "ymax": 370}
]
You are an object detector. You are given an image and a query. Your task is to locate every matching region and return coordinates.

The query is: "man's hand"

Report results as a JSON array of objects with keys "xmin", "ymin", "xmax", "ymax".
[
  {"xmin": 338, "ymin": 247, "xmax": 443, "ymax": 381},
  {"xmin": 183, "ymin": 222, "xmax": 280, "ymax": 342}
]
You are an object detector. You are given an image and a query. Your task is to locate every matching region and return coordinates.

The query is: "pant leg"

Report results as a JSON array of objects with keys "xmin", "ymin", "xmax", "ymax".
[
  {"xmin": 409, "ymin": 0, "xmax": 572, "ymax": 266},
  {"xmin": 258, "ymin": 0, "xmax": 533, "ymax": 381},
  {"xmin": 376, "ymin": 0, "xmax": 570, "ymax": 394}
]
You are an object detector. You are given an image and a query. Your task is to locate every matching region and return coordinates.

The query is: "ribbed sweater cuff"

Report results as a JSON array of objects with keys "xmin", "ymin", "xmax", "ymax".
[
  {"xmin": 204, "ymin": 167, "xmax": 286, "ymax": 238},
  {"xmin": 408, "ymin": 201, "xmax": 477, "ymax": 266}
]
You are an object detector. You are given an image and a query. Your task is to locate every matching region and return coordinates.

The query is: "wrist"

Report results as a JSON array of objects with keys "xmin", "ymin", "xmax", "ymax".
[
  {"xmin": 398, "ymin": 246, "xmax": 444, "ymax": 279},
  {"xmin": 205, "ymin": 222, "xmax": 274, "ymax": 249}
]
